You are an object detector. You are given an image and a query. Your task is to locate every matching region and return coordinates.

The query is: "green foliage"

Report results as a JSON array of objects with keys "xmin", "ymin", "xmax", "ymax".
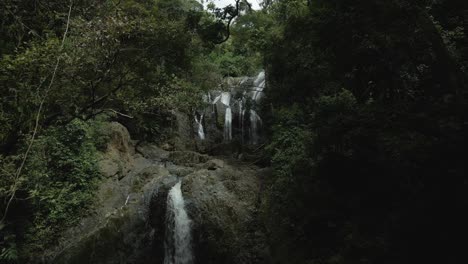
[
  {"xmin": 0, "ymin": 0, "xmax": 232, "ymax": 258},
  {"xmin": 0, "ymin": 246, "xmax": 17, "ymax": 263},
  {"xmin": 231, "ymin": 9, "xmax": 277, "ymax": 53},
  {"xmin": 0, "ymin": 120, "xmax": 104, "ymax": 261},
  {"xmin": 261, "ymin": 0, "xmax": 468, "ymax": 263},
  {"xmin": 195, "ymin": 2, "xmax": 266, "ymax": 77},
  {"xmin": 20, "ymin": 120, "xmax": 101, "ymax": 253},
  {"xmin": 0, "ymin": 0, "xmax": 222, "ymax": 149},
  {"xmin": 314, "ymin": 89, "xmax": 357, "ymax": 118},
  {"xmin": 206, "ymin": 45, "xmax": 261, "ymax": 77},
  {"xmin": 267, "ymin": 105, "xmax": 312, "ymax": 176},
  {"xmin": 0, "ymin": 230, "xmax": 17, "ymax": 263},
  {"xmin": 263, "ymin": 107, "xmax": 319, "ymax": 263}
]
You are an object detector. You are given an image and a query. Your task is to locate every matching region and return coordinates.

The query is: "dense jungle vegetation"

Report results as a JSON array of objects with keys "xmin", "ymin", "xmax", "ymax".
[{"xmin": 1, "ymin": 0, "xmax": 467, "ymax": 263}]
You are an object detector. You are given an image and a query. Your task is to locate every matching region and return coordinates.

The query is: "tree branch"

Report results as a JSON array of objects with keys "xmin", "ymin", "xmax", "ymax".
[
  {"xmin": 213, "ymin": 0, "xmax": 242, "ymax": 44},
  {"xmin": 1, "ymin": 0, "xmax": 74, "ymax": 224}
]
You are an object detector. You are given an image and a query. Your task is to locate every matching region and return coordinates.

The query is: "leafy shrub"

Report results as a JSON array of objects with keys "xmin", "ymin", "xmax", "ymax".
[{"xmin": 0, "ymin": 119, "xmax": 102, "ymax": 258}]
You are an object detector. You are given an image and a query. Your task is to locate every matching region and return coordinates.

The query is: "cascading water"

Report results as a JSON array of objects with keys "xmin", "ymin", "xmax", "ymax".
[
  {"xmin": 211, "ymin": 93, "xmax": 220, "ymax": 114},
  {"xmin": 221, "ymin": 92, "xmax": 232, "ymax": 141},
  {"xmin": 238, "ymin": 99, "xmax": 244, "ymax": 143},
  {"xmin": 252, "ymin": 71, "xmax": 265, "ymax": 102},
  {"xmin": 249, "ymin": 71, "xmax": 265, "ymax": 143},
  {"xmin": 221, "ymin": 92, "xmax": 231, "ymax": 106},
  {"xmin": 224, "ymin": 107, "xmax": 232, "ymax": 141},
  {"xmin": 212, "ymin": 94, "xmax": 221, "ymax": 105},
  {"xmin": 194, "ymin": 114, "xmax": 205, "ymax": 140},
  {"xmin": 238, "ymin": 99, "xmax": 243, "ymax": 130},
  {"xmin": 249, "ymin": 109, "xmax": 262, "ymax": 145},
  {"xmin": 163, "ymin": 181, "xmax": 194, "ymax": 264},
  {"xmin": 195, "ymin": 70, "xmax": 265, "ymax": 143}
]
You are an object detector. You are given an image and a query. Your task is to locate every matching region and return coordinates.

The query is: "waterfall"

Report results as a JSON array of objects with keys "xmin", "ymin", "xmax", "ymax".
[
  {"xmin": 249, "ymin": 110, "xmax": 262, "ymax": 145},
  {"xmin": 194, "ymin": 114, "xmax": 205, "ymax": 140},
  {"xmin": 241, "ymin": 109, "xmax": 246, "ymax": 144},
  {"xmin": 163, "ymin": 181, "xmax": 194, "ymax": 264},
  {"xmin": 221, "ymin": 92, "xmax": 231, "ymax": 106},
  {"xmin": 211, "ymin": 94, "xmax": 220, "ymax": 114},
  {"xmin": 212, "ymin": 94, "xmax": 221, "ymax": 105},
  {"xmin": 252, "ymin": 71, "xmax": 265, "ymax": 102},
  {"xmin": 238, "ymin": 99, "xmax": 243, "ymax": 129},
  {"xmin": 224, "ymin": 107, "xmax": 232, "ymax": 141},
  {"xmin": 196, "ymin": 70, "xmax": 265, "ymax": 144},
  {"xmin": 219, "ymin": 91, "xmax": 232, "ymax": 141},
  {"xmin": 238, "ymin": 99, "xmax": 245, "ymax": 144}
]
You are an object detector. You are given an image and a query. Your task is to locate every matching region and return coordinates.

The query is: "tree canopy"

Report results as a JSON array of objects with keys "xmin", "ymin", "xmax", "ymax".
[{"xmin": 1, "ymin": 0, "xmax": 467, "ymax": 263}]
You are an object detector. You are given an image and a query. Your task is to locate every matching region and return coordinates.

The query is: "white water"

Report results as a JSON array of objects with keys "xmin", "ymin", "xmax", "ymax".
[
  {"xmin": 224, "ymin": 107, "xmax": 232, "ymax": 141},
  {"xmin": 197, "ymin": 70, "xmax": 265, "ymax": 144},
  {"xmin": 252, "ymin": 71, "xmax": 265, "ymax": 102},
  {"xmin": 249, "ymin": 109, "xmax": 262, "ymax": 145},
  {"xmin": 253, "ymin": 71, "xmax": 265, "ymax": 87},
  {"xmin": 211, "ymin": 93, "xmax": 220, "ymax": 113},
  {"xmin": 221, "ymin": 92, "xmax": 231, "ymax": 106},
  {"xmin": 238, "ymin": 99, "xmax": 245, "ymax": 144},
  {"xmin": 212, "ymin": 94, "xmax": 221, "ymax": 105},
  {"xmin": 163, "ymin": 181, "xmax": 194, "ymax": 264},
  {"xmin": 238, "ymin": 99, "xmax": 243, "ymax": 130},
  {"xmin": 194, "ymin": 114, "xmax": 205, "ymax": 140}
]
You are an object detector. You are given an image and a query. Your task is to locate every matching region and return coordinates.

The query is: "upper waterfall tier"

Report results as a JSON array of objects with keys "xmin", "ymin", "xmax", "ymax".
[{"xmin": 194, "ymin": 70, "xmax": 266, "ymax": 144}]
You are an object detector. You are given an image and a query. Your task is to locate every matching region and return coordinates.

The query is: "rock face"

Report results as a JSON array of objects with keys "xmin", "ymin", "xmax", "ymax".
[
  {"xmin": 168, "ymin": 151, "xmax": 210, "ymax": 166},
  {"xmin": 182, "ymin": 160, "xmax": 270, "ymax": 264},
  {"xmin": 43, "ymin": 122, "xmax": 178, "ymax": 264},
  {"xmin": 45, "ymin": 121, "xmax": 269, "ymax": 264},
  {"xmin": 192, "ymin": 71, "xmax": 267, "ymax": 154},
  {"xmin": 98, "ymin": 122, "xmax": 135, "ymax": 179}
]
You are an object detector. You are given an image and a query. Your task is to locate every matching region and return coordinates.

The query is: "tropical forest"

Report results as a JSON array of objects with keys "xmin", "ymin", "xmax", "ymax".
[{"xmin": 0, "ymin": 0, "xmax": 467, "ymax": 263}]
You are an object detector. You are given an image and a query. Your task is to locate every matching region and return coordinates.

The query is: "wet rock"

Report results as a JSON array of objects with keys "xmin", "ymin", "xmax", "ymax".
[
  {"xmin": 136, "ymin": 142, "xmax": 169, "ymax": 161},
  {"xmin": 147, "ymin": 175, "xmax": 179, "ymax": 263},
  {"xmin": 168, "ymin": 151, "xmax": 210, "ymax": 166},
  {"xmin": 166, "ymin": 163, "xmax": 195, "ymax": 177},
  {"xmin": 172, "ymin": 111, "xmax": 196, "ymax": 151},
  {"xmin": 182, "ymin": 162, "xmax": 269, "ymax": 264},
  {"xmin": 44, "ymin": 128, "xmax": 269, "ymax": 264},
  {"xmin": 51, "ymin": 206, "xmax": 152, "ymax": 264},
  {"xmin": 161, "ymin": 143, "xmax": 173, "ymax": 151},
  {"xmin": 43, "ymin": 143, "xmax": 175, "ymax": 264},
  {"xmin": 196, "ymin": 159, "xmax": 225, "ymax": 171}
]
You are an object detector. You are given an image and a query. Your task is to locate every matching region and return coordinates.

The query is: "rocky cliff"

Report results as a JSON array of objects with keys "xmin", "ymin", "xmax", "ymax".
[{"xmin": 44, "ymin": 122, "xmax": 269, "ymax": 264}]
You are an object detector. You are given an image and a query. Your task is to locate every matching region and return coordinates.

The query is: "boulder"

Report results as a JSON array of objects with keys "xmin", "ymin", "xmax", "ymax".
[
  {"xmin": 168, "ymin": 151, "xmax": 210, "ymax": 166},
  {"xmin": 195, "ymin": 159, "xmax": 225, "ymax": 171},
  {"xmin": 182, "ymin": 162, "xmax": 269, "ymax": 264},
  {"xmin": 43, "ymin": 129, "xmax": 270, "ymax": 264},
  {"xmin": 107, "ymin": 122, "xmax": 134, "ymax": 156},
  {"xmin": 44, "ymin": 145, "xmax": 175, "ymax": 264},
  {"xmin": 98, "ymin": 122, "xmax": 135, "ymax": 179},
  {"xmin": 136, "ymin": 142, "xmax": 170, "ymax": 161},
  {"xmin": 166, "ymin": 163, "xmax": 195, "ymax": 177}
]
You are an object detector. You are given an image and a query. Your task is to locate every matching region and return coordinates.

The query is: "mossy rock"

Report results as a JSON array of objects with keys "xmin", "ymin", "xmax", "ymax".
[
  {"xmin": 52, "ymin": 207, "xmax": 153, "ymax": 264},
  {"xmin": 168, "ymin": 151, "xmax": 210, "ymax": 166}
]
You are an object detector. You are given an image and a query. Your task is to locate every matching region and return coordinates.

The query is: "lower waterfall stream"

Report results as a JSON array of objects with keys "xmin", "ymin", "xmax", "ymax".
[{"xmin": 163, "ymin": 181, "xmax": 194, "ymax": 264}]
